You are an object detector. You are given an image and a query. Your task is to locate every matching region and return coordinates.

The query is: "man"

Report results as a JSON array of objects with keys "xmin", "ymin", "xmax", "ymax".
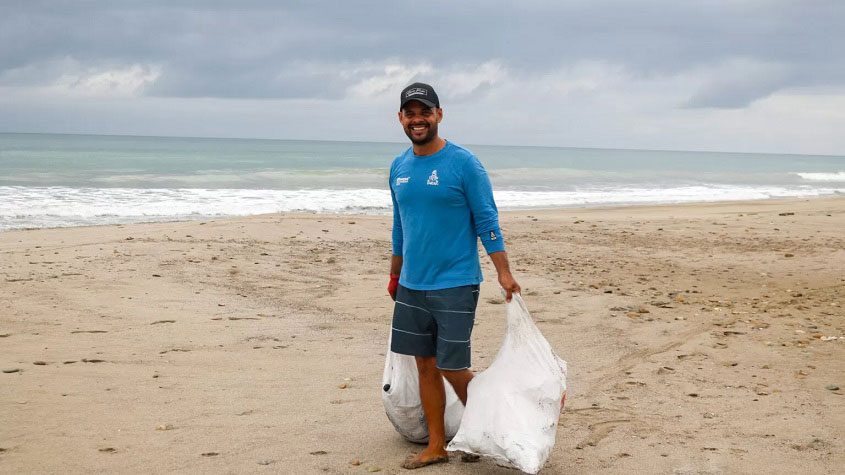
[{"xmin": 387, "ymin": 82, "xmax": 520, "ymax": 469}]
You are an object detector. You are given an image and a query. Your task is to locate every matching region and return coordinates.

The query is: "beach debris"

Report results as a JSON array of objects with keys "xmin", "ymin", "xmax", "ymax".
[
  {"xmin": 33, "ymin": 361, "xmax": 48, "ymax": 366},
  {"xmin": 0, "ymin": 333, "xmax": 10, "ymax": 338},
  {"xmin": 99, "ymin": 447, "xmax": 117, "ymax": 453},
  {"xmin": 778, "ymin": 212, "xmax": 795, "ymax": 216},
  {"xmin": 656, "ymin": 366, "xmax": 675, "ymax": 375},
  {"xmin": 81, "ymin": 358, "xmax": 105, "ymax": 363},
  {"xmin": 487, "ymin": 298, "xmax": 504, "ymax": 305},
  {"xmin": 349, "ymin": 458, "xmax": 362, "ymax": 466},
  {"xmin": 152, "ymin": 274, "xmax": 162, "ymax": 277},
  {"xmin": 825, "ymin": 384, "xmax": 840, "ymax": 391},
  {"xmin": 151, "ymin": 320, "xmax": 176, "ymax": 325},
  {"xmin": 257, "ymin": 460, "xmax": 276, "ymax": 466},
  {"xmin": 71, "ymin": 330, "xmax": 108, "ymax": 334},
  {"xmin": 366, "ymin": 467, "xmax": 381, "ymax": 473},
  {"xmin": 338, "ymin": 383, "xmax": 348, "ymax": 389},
  {"xmin": 784, "ymin": 253, "xmax": 794, "ymax": 258},
  {"xmin": 63, "ymin": 360, "xmax": 77, "ymax": 364},
  {"xmin": 159, "ymin": 348, "xmax": 190, "ymax": 354},
  {"xmin": 309, "ymin": 450, "xmax": 328, "ymax": 456},
  {"xmin": 201, "ymin": 452, "xmax": 219, "ymax": 457},
  {"xmin": 791, "ymin": 438, "xmax": 829, "ymax": 451},
  {"xmin": 2, "ymin": 368, "xmax": 22, "ymax": 374},
  {"xmin": 703, "ymin": 412, "xmax": 716, "ymax": 419},
  {"xmin": 156, "ymin": 423, "xmax": 175, "ymax": 431},
  {"xmin": 687, "ymin": 393, "xmax": 699, "ymax": 397}
]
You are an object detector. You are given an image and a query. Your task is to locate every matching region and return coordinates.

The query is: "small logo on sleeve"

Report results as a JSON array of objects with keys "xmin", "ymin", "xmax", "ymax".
[
  {"xmin": 490, "ymin": 231, "xmax": 497, "ymax": 240},
  {"xmin": 427, "ymin": 170, "xmax": 439, "ymax": 186},
  {"xmin": 395, "ymin": 176, "xmax": 409, "ymax": 186}
]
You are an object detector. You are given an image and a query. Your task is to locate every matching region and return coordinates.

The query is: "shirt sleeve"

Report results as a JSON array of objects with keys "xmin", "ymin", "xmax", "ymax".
[
  {"xmin": 389, "ymin": 169, "xmax": 404, "ymax": 257},
  {"xmin": 462, "ymin": 154, "xmax": 505, "ymax": 254}
]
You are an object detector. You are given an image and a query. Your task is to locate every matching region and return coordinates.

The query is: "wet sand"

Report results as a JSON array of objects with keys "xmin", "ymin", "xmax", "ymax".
[{"xmin": 1, "ymin": 196, "xmax": 843, "ymax": 474}]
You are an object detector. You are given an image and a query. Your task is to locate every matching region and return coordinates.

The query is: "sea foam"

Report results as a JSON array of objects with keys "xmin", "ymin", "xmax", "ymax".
[
  {"xmin": 796, "ymin": 172, "xmax": 845, "ymax": 182},
  {"xmin": 1, "ymin": 184, "xmax": 841, "ymax": 231}
]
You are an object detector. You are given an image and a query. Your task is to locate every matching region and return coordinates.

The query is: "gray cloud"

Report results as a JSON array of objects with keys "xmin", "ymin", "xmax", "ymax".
[
  {"xmin": 2, "ymin": 0, "xmax": 843, "ymax": 105},
  {"xmin": 2, "ymin": 1, "xmax": 845, "ymax": 154}
]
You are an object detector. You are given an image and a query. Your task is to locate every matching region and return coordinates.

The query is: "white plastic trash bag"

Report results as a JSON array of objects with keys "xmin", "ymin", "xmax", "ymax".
[
  {"xmin": 447, "ymin": 294, "xmax": 567, "ymax": 474},
  {"xmin": 381, "ymin": 342, "xmax": 465, "ymax": 443}
]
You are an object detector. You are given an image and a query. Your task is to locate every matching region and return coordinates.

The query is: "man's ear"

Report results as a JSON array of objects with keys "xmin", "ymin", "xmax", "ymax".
[
  {"xmin": 436, "ymin": 108, "xmax": 444, "ymax": 123},
  {"xmin": 397, "ymin": 110, "xmax": 403, "ymax": 123}
]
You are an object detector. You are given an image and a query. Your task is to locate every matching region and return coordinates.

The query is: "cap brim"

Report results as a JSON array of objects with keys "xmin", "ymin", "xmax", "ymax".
[{"xmin": 401, "ymin": 98, "xmax": 437, "ymax": 109}]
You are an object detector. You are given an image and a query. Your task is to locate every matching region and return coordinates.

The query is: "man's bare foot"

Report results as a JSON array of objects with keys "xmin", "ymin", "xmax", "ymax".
[{"xmin": 402, "ymin": 449, "xmax": 449, "ymax": 470}]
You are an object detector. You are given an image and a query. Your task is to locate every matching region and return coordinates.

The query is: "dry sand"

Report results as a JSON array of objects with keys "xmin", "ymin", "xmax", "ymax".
[{"xmin": 1, "ymin": 196, "xmax": 843, "ymax": 474}]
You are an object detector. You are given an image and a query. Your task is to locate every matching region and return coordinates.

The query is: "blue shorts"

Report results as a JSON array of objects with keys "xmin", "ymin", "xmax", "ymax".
[{"xmin": 390, "ymin": 284, "xmax": 480, "ymax": 371}]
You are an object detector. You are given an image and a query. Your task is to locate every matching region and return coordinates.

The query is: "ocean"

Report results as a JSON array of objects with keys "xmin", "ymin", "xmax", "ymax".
[{"xmin": 1, "ymin": 132, "xmax": 842, "ymax": 231}]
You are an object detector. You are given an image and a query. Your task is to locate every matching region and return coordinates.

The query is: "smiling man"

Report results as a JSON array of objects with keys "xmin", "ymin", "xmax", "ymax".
[{"xmin": 387, "ymin": 82, "xmax": 520, "ymax": 469}]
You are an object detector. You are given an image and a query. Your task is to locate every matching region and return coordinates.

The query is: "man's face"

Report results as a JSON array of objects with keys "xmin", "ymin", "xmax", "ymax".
[{"xmin": 398, "ymin": 100, "xmax": 442, "ymax": 146}]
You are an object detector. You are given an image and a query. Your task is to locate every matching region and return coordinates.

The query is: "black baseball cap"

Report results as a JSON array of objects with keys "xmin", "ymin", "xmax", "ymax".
[{"xmin": 400, "ymin": 82, "xmax": 440, "ymax": 109}]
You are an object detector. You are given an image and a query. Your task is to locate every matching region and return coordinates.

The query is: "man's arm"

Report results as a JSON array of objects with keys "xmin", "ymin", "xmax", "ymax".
[
  {"xmin": 388, "ymin": 255, "xmax": 402, "ymax": 300},
  {"xmin": 388, "ymin": 169, "xmax": 403, "ymax": 300},
  {"xmin": 460, "ymin": 155, "xmax": 519, "ymax": 300},
  {"xmin": 390, "ymin": 255, "xmax": 403, "ymax": 276},
  {"xmin": 489, "ymin": 251, "xmax": 520, "ymax": 302}
]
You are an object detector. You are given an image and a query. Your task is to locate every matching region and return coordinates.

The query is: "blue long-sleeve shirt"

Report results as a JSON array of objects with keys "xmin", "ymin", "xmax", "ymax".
[{"xmin": 390, "ymin": 141, "xmax": 505, "ymax": 290}]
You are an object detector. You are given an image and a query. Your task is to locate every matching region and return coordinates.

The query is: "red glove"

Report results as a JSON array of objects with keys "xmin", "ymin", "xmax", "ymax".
[{"xmin": 388, "ymin": 274, "xmax": 400, "ymax": 300}]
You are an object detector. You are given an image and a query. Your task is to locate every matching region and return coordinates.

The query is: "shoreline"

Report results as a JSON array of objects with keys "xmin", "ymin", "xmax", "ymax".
[
  {"xmin": 2, "ymin": 194, "xmax": 842, "ymax": 234},
  {"xmin": 1, "ymin": 194, "xmax": 843, "ymax": 473}
]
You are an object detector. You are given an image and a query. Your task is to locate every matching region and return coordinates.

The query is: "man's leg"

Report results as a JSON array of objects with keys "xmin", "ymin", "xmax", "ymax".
[
  {"xmin": 409, "ymin": 356, "xmax": 449, "ymax": 463},
  {"xmin": 440, "ymin": 368, "xmax": 473, "ymax": 405}
]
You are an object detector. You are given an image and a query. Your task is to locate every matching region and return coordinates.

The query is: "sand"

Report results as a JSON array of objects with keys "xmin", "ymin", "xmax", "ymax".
[{"xmin": 1, "ymin": 196, "xmax": 843, "ymax": 474}]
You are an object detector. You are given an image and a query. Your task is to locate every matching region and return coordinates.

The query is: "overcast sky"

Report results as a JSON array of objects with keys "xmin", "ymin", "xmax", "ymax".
[{"xmin": 1, "ymin": 0, "xmax": 843, "ymax": 155}]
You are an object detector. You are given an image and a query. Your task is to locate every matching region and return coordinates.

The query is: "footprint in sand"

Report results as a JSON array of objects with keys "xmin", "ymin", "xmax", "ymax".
[{"xmin": 576, "ymin": 419, "xmax": 632, "ymax": 449}]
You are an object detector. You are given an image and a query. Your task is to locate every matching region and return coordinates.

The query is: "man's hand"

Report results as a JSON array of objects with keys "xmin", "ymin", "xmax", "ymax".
[
  {"xmin": 388, "ymin": 274, "xmax": 400, "ymax": 300},
  {"xmin": 489, "ymin": 251, "xmax": 520, "ymax": 302},
  {"xmin": 498, "ymin": 271, "xmax": 521, "ymax": 302}
]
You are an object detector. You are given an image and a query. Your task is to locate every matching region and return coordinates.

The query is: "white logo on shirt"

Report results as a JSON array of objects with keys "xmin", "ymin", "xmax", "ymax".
[
  {"xmin": 490, "ymin": 231, "xmax": 497, "ymax": 240},
  {"xmin": 427, "ymin": 170, "xmax": 439, "ymax": 186},
  {"xmin": 396, "ymin": 176, "xmax": 409, "ymax": 186}
]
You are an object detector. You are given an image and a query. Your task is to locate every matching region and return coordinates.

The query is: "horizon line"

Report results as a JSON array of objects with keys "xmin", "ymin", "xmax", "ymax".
[{"xmin": 1, "ymin": 130, "xmax": 842, "ymax": 159}]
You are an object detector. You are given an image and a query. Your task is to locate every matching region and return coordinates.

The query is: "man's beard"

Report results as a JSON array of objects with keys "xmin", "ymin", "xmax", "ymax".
[{"xmin": 405, "ymin": 123, "xmax": 438, "ymax": 145}]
